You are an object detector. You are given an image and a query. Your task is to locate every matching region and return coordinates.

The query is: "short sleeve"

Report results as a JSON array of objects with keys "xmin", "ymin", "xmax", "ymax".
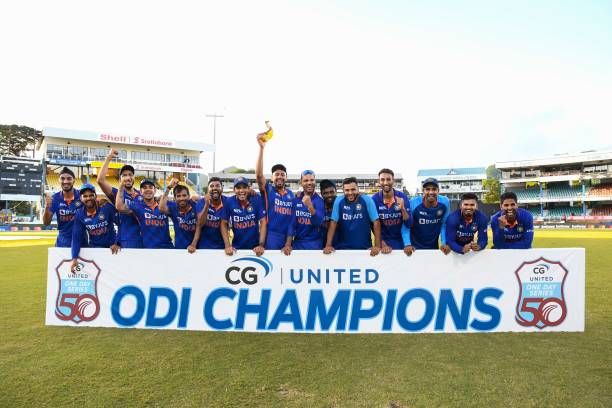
[
  {"xmin": 330, "ymin": 196, "xmax": 342, "ymax": 222},
  {"xmin": 363, "ymin": 195, "xmax": 379, "ymax": 222}
]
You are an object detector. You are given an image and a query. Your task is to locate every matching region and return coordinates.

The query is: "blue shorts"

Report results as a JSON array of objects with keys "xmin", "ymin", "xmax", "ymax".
[
  {"xmin": 119, "ymin": 239, "xmax": 143, "ymax": 249},
  {"xmin": 293, "ymin": 239, "xmax": 323, "ymax": 250},
  {"xmin": 265, "ymin": 231, "xmax": 287, "ymax": 250}
]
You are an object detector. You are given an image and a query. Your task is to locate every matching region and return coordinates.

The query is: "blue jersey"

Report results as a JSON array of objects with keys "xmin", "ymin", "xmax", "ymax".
[
  {"xmin": 371, "ymin": 190, "xmax": 411, "ymax": 249},
  {"xmin": 71, "ymin": 203, "xmax": 118, "ymax": 259},
  {"xmin": 262, "ymin": 182, "xmax": 294, "ymax": 248},
  {"xmin": 223, "ymin": 195, "xmax": 266, "ymax": 250},
  {"xmin": 128, "ymin": 200, "xmax": 174, "ymax": 249},
  {"xmin": 321, "ymin": 206, "xmax": 339, "ymax": 248},
  {"xmin": 491, "ymin": 208, "xmax": 534, "ymax": 249},
  {"xmin": 445, "ymin": 209, "xmax": 488, "ymax": 254},
  {"xmin": 110, "ymin": 187, "xmax": 143, "ymax": 248},
  {"xmin": 288, "ymin": 193, "xmax": 325, "ymax": 248},
  {"xmin": 409, "ymin": 195, "xmax": 450, "ymax": 249},
  {"xmin": 167, "ymin": 200, "xmax": 198, "ymax": 249},
  {"xmin": 49, "ymin": 189, "xmax": 85, "ymax": 247},
  {"xmin": 195, "ymin": 196, "xmax": 227, "ymax": 249},
  {"xmin": 331, "ymin": 194, "xmax": 379, "ymax": 249}
]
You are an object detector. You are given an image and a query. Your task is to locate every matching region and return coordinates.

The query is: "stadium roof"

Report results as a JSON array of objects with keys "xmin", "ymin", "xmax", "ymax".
[
  {"xmin": 496, "ymin": 149, "xmax": 612, "ymax": 169},
  {"xmin": 42, "ymin": 127, "xmax": 215, "ymax": 153},
  {"xmin": 417, "ymin": 167, "xmax": 486, "ymax": 177}
]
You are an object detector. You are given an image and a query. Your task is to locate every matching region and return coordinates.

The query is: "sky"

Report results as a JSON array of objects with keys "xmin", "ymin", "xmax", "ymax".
[{"xmin": 1, "ymin": 0, "xmax": 611, "ymax": 191}]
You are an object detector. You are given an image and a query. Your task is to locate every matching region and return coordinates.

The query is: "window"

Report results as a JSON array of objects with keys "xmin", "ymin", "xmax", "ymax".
[{"xmin": 47, "ymin": 144, "xmax": 65, "ymax": 156}]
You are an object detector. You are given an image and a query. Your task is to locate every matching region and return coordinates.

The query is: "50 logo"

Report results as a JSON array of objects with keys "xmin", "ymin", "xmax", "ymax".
[
  {"xmin": 225, "ymin": 256, "xmax": 273, "ymax": 285},
  {"xmin": 55, "ymin": 258, "xmax": 101, "ymax": 323},
  {"xmin": 515, "ymin": 258, "xmax": 568, "ymax": 329}
]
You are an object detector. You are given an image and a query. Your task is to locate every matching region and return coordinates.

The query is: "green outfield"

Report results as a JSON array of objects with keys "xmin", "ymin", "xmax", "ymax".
[{"xmin": 1, "ymin": 230, "xmax": 610, "ymax": 407}]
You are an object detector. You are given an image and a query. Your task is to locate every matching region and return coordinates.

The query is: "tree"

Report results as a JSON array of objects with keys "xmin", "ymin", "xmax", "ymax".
[
  {"xmin": 483, "ymin": 165, "xmax": 501, "ymax": 204},
  {"xmin": 0, "ymin": 125, "xmax": 42, "ymax": 156}
]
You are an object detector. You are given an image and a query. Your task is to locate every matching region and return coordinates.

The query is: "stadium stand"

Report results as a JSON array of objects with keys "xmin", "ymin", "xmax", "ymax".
[
  {"xmin": 546, "ymin": 185, "xmax": 584, "ymax": 200},
  {"xmin": 591, "ymin": 206, "xmax": 612, "ymax": 216},
  {"xmin": 548, "ymin": 206, "xmax": 582, "ymax": 218},
  {"xmin": 524, "ymin": 207, "xmax": 541, "ymax": 217},
  {"xmin": 515, "ymin": 187, "xmax": 540, "ymax": 201},
  {"xmin": 589, "ymin": 183, "xmax": 612, "ymax": 197},
  {"xmin": 45, "ymin": 173, "xmax": 61, "ymax": 191}
]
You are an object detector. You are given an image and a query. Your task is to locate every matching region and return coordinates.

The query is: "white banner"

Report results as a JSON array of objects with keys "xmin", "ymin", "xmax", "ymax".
[{"xmin": 45, "ymin": 248, "xmax": 585, "ymax": 333}]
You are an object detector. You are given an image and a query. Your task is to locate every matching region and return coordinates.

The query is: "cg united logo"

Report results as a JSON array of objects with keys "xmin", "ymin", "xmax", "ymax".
[
  {"xmin": 225, "ymin": 256, "xmax": 273, "ymax": 285},
  {"xmin": 55, "ymin": 258, "xmax": 101, "ymax": 323},
  {"xmin": 515, "ymin": 257, "xmax": 568, "ymax": 329}
]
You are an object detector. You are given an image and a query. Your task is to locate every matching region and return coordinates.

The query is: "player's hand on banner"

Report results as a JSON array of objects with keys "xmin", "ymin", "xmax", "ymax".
[
  {"xmin": 110, "ymin": 244, "xmax": 121, "ymax": 254},
  {"xmin": 369, "ymin": 246, "xmax": 381, "ymax": 257},
  {"xmin": 403, "ymin": 245, "xmax": 415, "ymax": 256},
  {"xmin": 323, "ymin": 245, "xmax": 335, "ymax": 254},
  {"xmin": 224, "ymin": 246, "xmax": 236, "ymax": 256},
  {"xmin": 253, "ymin": 245, "xmax": 265, "ymax": 257},
  {"xmin": 70, "ymin": 259, "xmax": 79, "ymax": 272},
  {"xmin": 471, "ymin": 242, "xmax": 481, "ymax": 251},
  {"xmin": 440, "ymin": 244, "xmax": 451, "ymax": 255},
  {"xmin": 381, "ymin": 243, "xmax": 392, "ymax": 254},
  {"xmin": 282, "ymin": 245, "xmax": 292, "ymax": 256},
  {"xmin": 187, "ymin": 244, "xmax": 197, "ymax": 254},
  {"xmin": 462, "ymin": 244, "xmax": 472, "ymax": 254}
]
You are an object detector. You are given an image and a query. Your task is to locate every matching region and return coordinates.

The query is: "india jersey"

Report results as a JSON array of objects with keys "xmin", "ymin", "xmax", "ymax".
[
  {"xmin": 223, "ymin": 195, "xmax": 266, "ymax": 250},
  {"xmin": 320, "ymin": 206, "xmax": 339, "ymax": 248},
  {"xmin": 288, "ymin": 193, "xmax": 325, "ymax": 249},
  {"xmin": 71, "ymin": 202, "xmax": 118, "ymax": 259},
  {"xmin": 331, "ymin": 194, "xmax": 379, "ymax": 249},
  {"xmin": 110, "ymin": 187, "xmax": 143, "ymax": 248},
  {"xmin": 167, "ymin": 200, "xmax": 198, "ymax": 249},
  {"xmin": 262, "ymin": 182, "xmax": 294, "ymax": 249},
  {"xmin": 128, "ymin": 200, "xmax": 174, "ymax": 249},
  {"xmin": 49, "ymin": 189, "xmax": 85, "ymax": 247},
  {"xmin": 409, "ymin": 195, "xmax": 450, "ymax": 249},
  {"xmin": 491, "ymin": 208, "xmax": 534, "ymax": 249},
  {"xmin": 445, "ymin": 209, "xmax": 489, "ymax": 254},
  {"xmin": 195, "ymin": 196, "xmax": 227, "ymax": 249},
  {"xmin": 371, "ymin": 190, "xmax": 411, "ymax": 249}
]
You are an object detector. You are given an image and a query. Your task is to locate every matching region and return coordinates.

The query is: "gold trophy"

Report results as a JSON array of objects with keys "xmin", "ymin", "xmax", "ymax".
[{"xmin": 258, "ymin": 121, "xmax": 273, "ymax": 142}]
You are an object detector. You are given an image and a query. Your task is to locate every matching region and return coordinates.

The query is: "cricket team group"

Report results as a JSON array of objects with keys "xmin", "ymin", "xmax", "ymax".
[{"xmin": 44, "ymin": 137, "xmax": 534, "ymax": 270}]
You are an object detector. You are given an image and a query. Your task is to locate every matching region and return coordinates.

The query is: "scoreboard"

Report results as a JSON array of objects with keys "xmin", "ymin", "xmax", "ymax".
[{"xmin": 0, "ymin": 156, "xmax": 43, "ymax": 197}]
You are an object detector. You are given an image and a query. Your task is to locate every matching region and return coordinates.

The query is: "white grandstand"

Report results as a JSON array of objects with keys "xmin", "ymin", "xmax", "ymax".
[
  {"xmin": 496, "ymin": 150, "xmax": 612, "ymax": 220},
  {"xmin": 415, "ymin": 167, "xmax": 488, "ymax": 201}
]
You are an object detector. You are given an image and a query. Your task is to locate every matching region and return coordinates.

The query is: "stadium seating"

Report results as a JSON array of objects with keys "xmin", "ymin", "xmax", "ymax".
[
  {"xmin": 545, "ymin": 185, "xmax": 584, "ymax": 200},
  {"xmin": 547, "ymin": 206, "xmax": 583, "ymax": 218},
  {"xmin": 45, "ymin": 173, "xmax": 61, "ymax": 191},
  {"xmin": 591, "ymin": 206, "xmax": 612, "ymax": 216},
  {"xmin": 588, "ymin": 183, "xmax": 612, "ymax": 197},
  {"xmin": 524, "ymin": 207, "xmax": 542, "ymax": 217},
  {"xmin": 514, "ymin": 188, "xmax": 541, "ymax": 201}
]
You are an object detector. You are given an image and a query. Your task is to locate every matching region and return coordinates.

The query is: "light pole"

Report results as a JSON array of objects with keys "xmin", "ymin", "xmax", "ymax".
[{"xmin": 205, "ymin": 114, "xmax": 224, "ymax": 174}]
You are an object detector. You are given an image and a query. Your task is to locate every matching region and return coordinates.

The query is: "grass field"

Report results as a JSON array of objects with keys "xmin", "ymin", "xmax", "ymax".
[{"xmin": 1, "ymin": 230, "xmax": 611, "ymax": 407}]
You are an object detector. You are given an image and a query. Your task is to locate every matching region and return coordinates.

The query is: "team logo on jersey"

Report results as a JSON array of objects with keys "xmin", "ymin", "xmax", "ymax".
[
  {"xmin": 247, "ymin": 205, "xmax": 253, "ymax": 213},
  {"xmin": 517, "ymin": 226, "xmax": 524, "ymax": 233},
  {"xmin": 471, "ymin": 224, "xmax": 477, "ymax": 232},
  {"xmin": 394, "ymin": 204, "xmax": 401, "ymax": 211},
  {"xmin": 138, "ymin": 196, "xmax": 144, "ymax": 201},
  {"xmin": 436, "ymin": 209, "xmax": 443, "ymax": 217},
  {"xmin": 99, "ymin": 213, "xmax": 105, "ymax": 221},
  {"xmin": 515, "ymin": 257, "xmax": 568, "ymax": 329},
  {"xmin": 75, "ymin": 201, "xmax": 82, "ymax": 207},
  {"xmin": 356, "ymin": 204, "xmax": 362, "ymax": 210},
  {"xmin": 54, "ymin": 258, "xmax": 101, "ymax": 324}
]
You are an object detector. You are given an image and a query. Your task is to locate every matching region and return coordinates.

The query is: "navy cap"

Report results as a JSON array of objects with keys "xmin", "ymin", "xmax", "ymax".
[
  {"xmin": 233, "ymin": 177, "xmax": 250, "ymax": 187},
  {"xmin": 79, "ymin": 183, "xmax": 96, "ymax": 193},
  {"xmin": 140, "ymin": 179, "xmax": 156, "ymax": 188},
  {"xmin": 421, "ymin": 177, "xmax": 439, "ymax": 188}
]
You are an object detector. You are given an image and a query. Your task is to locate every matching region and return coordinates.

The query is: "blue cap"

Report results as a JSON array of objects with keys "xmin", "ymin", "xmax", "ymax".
[
  {"xmin": 233, "ymin": 177, "xmax": 250, "ymax": 187},
  {"xmin": 140, "ymin": 179, "xmax": 156, "ymax": 188},
  {"xmin": 422, "ymin": 177, "xmax": 439, "ymax": 188},
  {"xmin": 79, "ymin": 183, "xmax": 96, "ymax": 193}
]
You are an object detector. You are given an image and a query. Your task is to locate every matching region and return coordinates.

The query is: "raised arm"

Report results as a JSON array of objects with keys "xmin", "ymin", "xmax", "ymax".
[
  {"xmin": 159, "ymin": 178, "xmax": 178, "ymax": 215},
  {"xmin": 97, "ymin": 148, "xmax": 118, "ymax": 199},
  {"xmin": 43, "ymin": 193, "xmax": 54, "ymax": 226},
  {"xmin": 115, "ymin": 182, "xmax": 131, "ymax": 214},
  {"xmin": 255, "ymin": 137, "xmax": 267, "ymax": 191}
]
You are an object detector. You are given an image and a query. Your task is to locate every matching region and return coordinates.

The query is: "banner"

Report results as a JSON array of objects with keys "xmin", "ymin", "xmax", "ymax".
[{"xmin": 45, "ymin": 248, "xmax": 585, "ymax": 333}]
